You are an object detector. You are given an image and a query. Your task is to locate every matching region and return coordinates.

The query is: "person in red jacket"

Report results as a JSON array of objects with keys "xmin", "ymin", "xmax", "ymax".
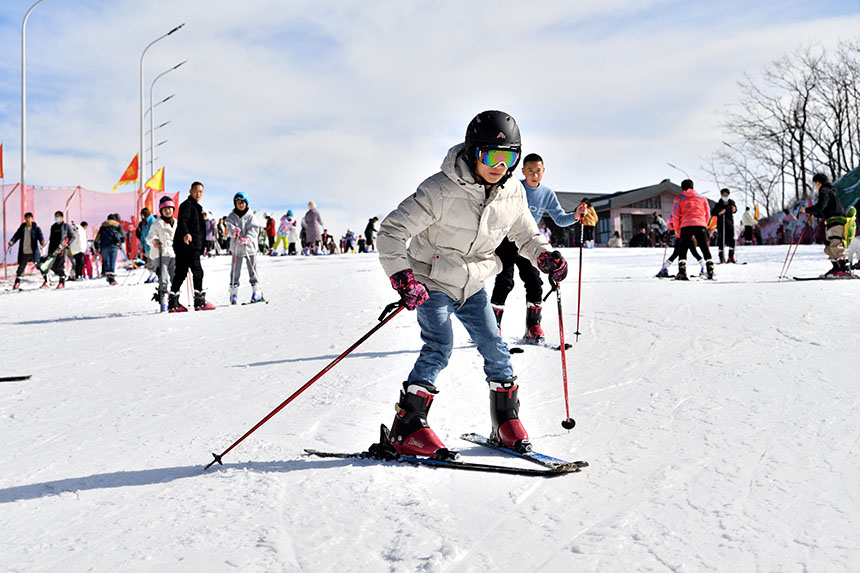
[{"xmin": 671, "ymin": 179, "xmax": 714, "ymax": 280}]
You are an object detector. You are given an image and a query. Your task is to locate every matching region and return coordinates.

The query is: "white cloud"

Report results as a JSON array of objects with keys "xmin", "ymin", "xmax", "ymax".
[{"xmin": 0, "ymin": 0, "xmax": 858, "ymax": 231}]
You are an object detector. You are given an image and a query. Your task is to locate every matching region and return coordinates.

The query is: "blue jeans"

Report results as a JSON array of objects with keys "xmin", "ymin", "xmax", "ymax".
[
  {"xmin": 408, "ymin": 289, "xmax": 513, "ymax": 385},
  {"xmin": 101, "ymin": 245, "xmax": 118, "ymax": 274}
]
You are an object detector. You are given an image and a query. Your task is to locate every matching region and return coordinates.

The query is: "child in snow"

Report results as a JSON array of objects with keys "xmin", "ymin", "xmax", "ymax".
[
  {"xmin": 286, "ymin": 211, "xmax": 300, "ymax": 255},
  {"xmin": 226, "ymin": 192, "xmax": 263, "ymax": 304},
  {"xmin": 671, "ymin": 179, "xmax": 714, "ymax": 280},
  {"xmin": 146, "ymin": 196, "xmax": 178, "ymax": 309},
  {"xmin": 377, "ymin": 110, "xmax": 578, "ymax": 460},
  {"xmin": 273, "ymin": 213, "xmax": 291, "ymax": 255},
  {"xmin": 656, "ymin": 215, "xmax": 705, "ymax": 278}
]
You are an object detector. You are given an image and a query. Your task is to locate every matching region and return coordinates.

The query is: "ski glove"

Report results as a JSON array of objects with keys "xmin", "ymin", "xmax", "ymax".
[
  {"xmin": 537, "ymin": 251, "xmax": 568, "ymax": 283},
  {"xmin": 390, "ymin": 269, "xmax": 429, "ymax": 310}
]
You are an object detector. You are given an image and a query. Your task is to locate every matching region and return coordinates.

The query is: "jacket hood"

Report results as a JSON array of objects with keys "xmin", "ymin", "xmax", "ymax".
[{"xmin": 441, "ymin": 143, "xmax": 479, "ymax": 187}]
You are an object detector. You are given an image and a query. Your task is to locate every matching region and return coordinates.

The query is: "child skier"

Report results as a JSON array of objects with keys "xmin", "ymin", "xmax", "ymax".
[
  {"xmin": 226, "ymin": 192, "xmax": 263, "ymax": 304},
  {"xmin": 377, "ymin": 110, "xmax": 574, "ymax": 460},
  {"xmin": 656, "ymin": 215, "xmax": 706, "ymax": 278},
  {"xmin": 145, "ymin": 196, "xmax": 178, "ymax": 310},
  {"xmin": 273, "ymin": 212, "xmax": 291, "ymax": 255}
]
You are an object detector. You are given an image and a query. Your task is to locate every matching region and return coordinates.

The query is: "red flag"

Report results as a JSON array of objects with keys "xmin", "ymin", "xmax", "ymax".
[{"xmin": 113, "ymin": 154, "xmax": 139, "ymax": 192}]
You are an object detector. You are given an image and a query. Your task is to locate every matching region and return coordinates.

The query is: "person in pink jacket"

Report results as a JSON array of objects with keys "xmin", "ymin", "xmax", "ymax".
[{"xmin": 671, "ymin": 179, "xmax": 714, "ymax": 280}]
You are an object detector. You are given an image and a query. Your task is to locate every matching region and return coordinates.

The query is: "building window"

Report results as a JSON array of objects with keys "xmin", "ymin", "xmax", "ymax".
[
  {"xmin": 628, "ymin": 197, "xmax": 661, "ymax": 210},
  {"xmin": 596, "ymin": 216, "xmax": 610, "ymax": 244}
]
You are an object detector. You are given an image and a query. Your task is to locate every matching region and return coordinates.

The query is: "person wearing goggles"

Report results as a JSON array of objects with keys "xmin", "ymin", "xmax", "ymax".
[{"xmin": 377, "ymin": 110, "xmax": 572, "ymax": 461}]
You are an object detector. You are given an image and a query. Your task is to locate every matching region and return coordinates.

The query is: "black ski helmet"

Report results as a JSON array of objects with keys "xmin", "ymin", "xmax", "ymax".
[{"xmin": 464, "ymin": 110, "xmax": 522, "ymax": 167}]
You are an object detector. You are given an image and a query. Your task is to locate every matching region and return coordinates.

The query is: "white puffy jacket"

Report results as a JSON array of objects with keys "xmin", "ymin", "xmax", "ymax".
[
  {"xmin": 145, "ymin": 218, "xmax": 177, "ymax": 259},
  {"xmin": 378, "ymin": 143, "xmax": 551, "ymax": 303},
  {"xmin": 226, "ymin": 209, "xmax": 262, "ymax": 256}
]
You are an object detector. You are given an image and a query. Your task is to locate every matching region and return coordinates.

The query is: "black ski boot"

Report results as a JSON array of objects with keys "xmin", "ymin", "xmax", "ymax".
[
  {"xmin": 168, "ymin": 291, "xmax": 187, "ymax": 313},
  {"xmin": 489, "ymin": 379, "xmax": 531, "ymax": 453},
  {"xmin": 675, "ymin": 261, "xmax": 689, "ymax": 281},
  {"xmin": 728, "ymin": 249, "xmax": 736, "ymax": 263},
  {"xmin": 719, "ymin": 251, "xmax": 726, "ymax": 264},
  {"xmin": 706, "ymin": 260, "xmax": 715, "ymax": 280},
  {"xmin": 194, "ymin": 289, "xmax": 216, "ymax": 310},
  {"xmin": 388, "ymin": 382, "xmax": 452, "ymax": 459}
]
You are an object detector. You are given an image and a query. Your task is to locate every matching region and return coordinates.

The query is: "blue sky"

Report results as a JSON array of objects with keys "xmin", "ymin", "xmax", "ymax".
[{"xmin": 0, "ymin": 0, "xmax": 858, "ymax": 233}]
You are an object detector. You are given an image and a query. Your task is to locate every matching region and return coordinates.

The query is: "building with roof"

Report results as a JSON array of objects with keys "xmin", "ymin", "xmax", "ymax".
[{"xmin": 551, "ymin": 179, "xmax": 715, "ymax": 246}]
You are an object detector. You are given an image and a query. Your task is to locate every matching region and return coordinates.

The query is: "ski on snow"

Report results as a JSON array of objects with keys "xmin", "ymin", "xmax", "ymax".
[
  {"xmin": 303, "ymin": 425, "xmax": 584, "ymax": 477},
  {"xmin": 459, "ymin": 432, "xmax": 588, "ymax": 470},
  {"xmin": 793, "ymin": 275, "xmax": 859, "ymax": 281},
  {"xmin": 0, "ymin": 375, "xmax": 32, "ymax": 382}
]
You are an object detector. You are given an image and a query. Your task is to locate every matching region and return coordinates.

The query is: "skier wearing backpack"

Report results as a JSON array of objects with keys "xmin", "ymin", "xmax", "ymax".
[
  {"xmin": 226, "ymin": 192, "xmax": 263, "ymax": 304},
  {"xmin": 377, "ymin": 110, "xmax": 575, "ymax": 460}
]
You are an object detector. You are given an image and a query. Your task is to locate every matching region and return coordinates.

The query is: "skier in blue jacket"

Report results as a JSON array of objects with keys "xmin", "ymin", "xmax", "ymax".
[{"xmin": 491, "ymin": 152, "xmax": 582, "ymax": 342}]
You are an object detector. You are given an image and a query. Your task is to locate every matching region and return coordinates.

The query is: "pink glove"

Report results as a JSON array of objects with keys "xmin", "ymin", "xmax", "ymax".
[
  {"xmin": 389, "ymin": 269, "xmax": 429, "ymax": 310},
  {"xmin": 537, "ymin": 251, "xmax": 568, "ymax": 283}
]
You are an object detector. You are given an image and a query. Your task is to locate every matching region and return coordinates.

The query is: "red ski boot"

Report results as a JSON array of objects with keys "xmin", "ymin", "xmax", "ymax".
[
  {"xmin": 168, "ymin": 292, "xmax": 188, "ymax": 313},
  {"xmin": 193, "ymin": 290, "xmax": 216, "ymax": 311},
  {"xmin": 388, "ymin": 383, "xmax": 452, "ymax": 459},
  {"xmin": 489, "ymin": 379, "xmax": 531, "ymax": 452},
  {"xmin": 523, "ymin": 303, "xmax": 545, "ymax": 343}
]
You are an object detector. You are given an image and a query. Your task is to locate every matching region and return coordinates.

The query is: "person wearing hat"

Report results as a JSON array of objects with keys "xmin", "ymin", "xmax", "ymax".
[
  {"xmin": 710, "ymin": 188, "xmax": 737, "ymax": 263},
  {"xmin": 273, "ymin": 211, "xmax": 291, "ymax": 255},
  {"xmin": 285, "ymin": 210, "xmax": 300, "ymax": 255},
  {"xmin": 377, "ymin": 110, "xmax": 581, "ymax": 460},
  {"xmin": 146, "ymin": 195, "xmax": 178, "ymax": 310},
  {"xmin": 226, "ymin": 192, "xmax": 263, "ymax": 304}
]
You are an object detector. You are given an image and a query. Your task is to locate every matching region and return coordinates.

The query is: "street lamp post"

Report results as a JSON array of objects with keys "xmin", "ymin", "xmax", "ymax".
[
  {"xmin": 149, "ymin": 60, "xmax": 186, "ymax": 179},
  {"xmin": 21, "ymin": 0, "xmax": 46, "ymax": 195},
  {"xmin": 666, "ymin": 162, "xmax": 691, "ymax": 180},
  {"xmin": 139, "ymin": 23, "xmax": 184, "ymax": 210}
]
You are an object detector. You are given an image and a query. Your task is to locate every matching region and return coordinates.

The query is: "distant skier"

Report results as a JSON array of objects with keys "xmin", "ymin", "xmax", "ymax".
[
  {"xmin": 145, "ymin": 196, "xmax": 177, "ymax": 309},
  {"xmin": 168, "ymin": 181, "xmax": 215, "ymax": 311},
  {"xmin": 711, "ymin": 188, "xmax": 737, "ymax": 263},
  {"xmin": 285, "ymin": 210, "xmax": 300, "ymax": 255},
  {"xmin": 650, "ymin": 211, "xmax": 669, "ymax": 246},
  {"xmin": 799, "ymin": 172, "xmax": 851, "ymax": 277},
  {"xmin": 7, "ymin": 212, "xmax": 45, "ymax": 289},
  {"xmin": 364, "ymin": 217, "xmax": 379, "ymax": 252},
  {"xmin": 671, "ymin": 179, "xmax": 714, "ymax": 280},
  {"xmin": 43, "ymin": 211, "xmax": 75, "ymax": 289},
  {"xmin": 273, "ymin": 212, "xmax": 291, "ymax": 255},
  {"xmin": 226, "ymin": 192, "xmax": 263, "ymax": 304},
  {"xmin": 378, "ymin": 110, "xmax": 573, "ymax": 460},
  {"xmin": 490, "ymin": 152, "xmax": 582, "ymax": 343}
]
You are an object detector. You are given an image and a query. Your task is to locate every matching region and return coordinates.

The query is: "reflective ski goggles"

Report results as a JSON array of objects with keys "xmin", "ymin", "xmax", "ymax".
[{"xmin": 475, "ymin": 147, "xmax": 519, "ymax": 169}]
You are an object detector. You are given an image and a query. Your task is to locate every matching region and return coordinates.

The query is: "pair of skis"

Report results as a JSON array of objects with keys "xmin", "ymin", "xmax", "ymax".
[{"xmin": 304, "ymin": 426, "xmax": 588, "ymax": 478}]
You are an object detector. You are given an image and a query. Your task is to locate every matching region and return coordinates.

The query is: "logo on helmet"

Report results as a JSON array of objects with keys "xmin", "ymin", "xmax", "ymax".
[{"xmin": 496, "ymin": 132, "xmax": 506, "ymax": 139}]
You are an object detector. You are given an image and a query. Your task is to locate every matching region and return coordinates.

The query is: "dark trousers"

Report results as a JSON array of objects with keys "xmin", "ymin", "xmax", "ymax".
[
  {"xmin": 46, "ymin": 252, "xmax": 66, "ymax": 278},
  {"xmin": 171, "ymin": 251, "xmax": 204, "ymax": 292},
  {"xmin": 73, "ymin": 253, "xmax": 85, "ymax": 278},
  {"xmin": 16, "ymin": 252, "xmax": 35, "ymax": 277},
  {"xmin": 667, "ymin": 241, "xmax": 700, "ymax": 263},
  {"xmin": 490, "ymin": 238, "xmax": 543, "ymax": 306},
  {"xmin": 679, "ymin": 227, "xmax": 712, "ymax": 261}
]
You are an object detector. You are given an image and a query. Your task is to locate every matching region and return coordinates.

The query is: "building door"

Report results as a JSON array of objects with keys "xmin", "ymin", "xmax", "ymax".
[{"xmin": 621, "ymin": 213, "xmax": 633, "ymax": 242}]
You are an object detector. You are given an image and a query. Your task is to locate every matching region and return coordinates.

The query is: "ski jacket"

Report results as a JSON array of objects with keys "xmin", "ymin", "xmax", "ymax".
[
  {"xmin": 521, "ymin": 181, "xmax": 579, "ymax": 227},
  {"xmin": 365, "ymin": 219, "xmax": 378, "ymax": 242},
  {"xmin": 9, "ymin": 223, "xmax": 44, "ymax": 263},
  {"xmin": 741, "ymin": 210, "xmax": 756, "ymax": 227},
  {"xmin": 806, "ymin": 184, "xmax": 844, "ymax": 220},
  {"xmin": 47, "ymin": 222, "xmax": 75, "ymax": 253},
  {"xmin": 711, "ymin": 198, "xmax": 737, "ymax": 230},
  {"xmin": 277, "ymin": 215, "xmax": 291, "ymax": 237},
  {"xmin": 285, "ymin": 217, "xmax": 300, "ymax": 243},
  {"xmin": 95, "ymin": 220, "xmax": 124, "ymax": 250},
  {"xmin": 226, "ymin": 208, "xmax": 262, "ymax": 256},
  {"xmin": 672, "ymin": 189, "xmax": 710, "ymax": 229},
  {"xmin": 303, "ymin": 209, "xmax": 324, "ymax": 244},
  {"xmin": 378, "ymin": 143, "xmax": 552, "ymax": 304},
  {"xmin": 145, "ymin": 217, "xmax": 177, "ymax": 260},
  {"xmin": 137, "ymin": 214, "xmax": 156, "ymax": 254},
  {"xmin": 205, "ymin": 218, "xmax": 216, "ymax": 242},
  {"xmin": 651, "ymin": 215, "xmax": 669, "ymax": 235},
  {"xmin": 583, "ymin": 206, "xmax": 598, "ymax": 227},
  {"xmin": 265, "ymin": 217, "xmax": 276, "ymax": 238},
  {"xmin": 69, "ymin": 224, "xmax": 88, "ymax": 255},
  {"xmin": 174, "ymin": 195, "xmax": 206, "ymax": 256}
]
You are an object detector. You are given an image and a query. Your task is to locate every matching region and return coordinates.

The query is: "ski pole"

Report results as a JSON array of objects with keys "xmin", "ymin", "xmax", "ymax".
[
  {"xmin": 779, "ymin": 226, "xmax": 797, "ymax": 279},
  {"xmin": 574, "ymin": 213, "xmax": 585, "ymax": 341},
  {"xmin": 547, "ymin": 279, "xmax": 575, "ymax": 430},
  {"xmin": 205, "ymin": 300, "xmax": 405, "ymax": 470},
  {"xmin": 783, "ymin": 225, "xmax": 807, "ymax": 279}
]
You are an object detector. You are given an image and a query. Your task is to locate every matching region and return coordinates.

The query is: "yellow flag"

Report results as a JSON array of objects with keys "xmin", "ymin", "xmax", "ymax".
[{"xmin": 144, "ymin": 167, "xmax": 165, "ymax": 192}]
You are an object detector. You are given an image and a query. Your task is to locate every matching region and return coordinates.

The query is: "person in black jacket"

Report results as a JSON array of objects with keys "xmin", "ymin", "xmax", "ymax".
[
  {"xmin": 43, "ymin": 211, "xmax": 76, "ymax": 288},
  {"xmin": 7, "ymin": 212, "xmax": 45, "ymax": 289},
  {"xmin": 364, "ymin": 217, "xmax": 378, "ymax": 252},
  {"xmin": 168, "ymin": 181, "xmax": 215, "ymax": 311},
  {"xmin": 711, "ymin": 188, "xmax": 737, "ymax": 263},
  {"xmin": 800, "ymin": 172, "xmax": 850, "ymax": 277}
]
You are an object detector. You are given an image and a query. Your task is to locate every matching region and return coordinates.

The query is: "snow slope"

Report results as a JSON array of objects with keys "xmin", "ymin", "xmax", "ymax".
[{"xmin": 1, "ymin": 245, "xmax": 858, "ymax": 572}]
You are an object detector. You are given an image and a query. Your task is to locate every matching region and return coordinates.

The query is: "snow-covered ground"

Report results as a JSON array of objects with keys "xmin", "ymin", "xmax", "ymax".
[{"xmin": 1, "ymin": 245, "xmax": 858, "ymax": 572}]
